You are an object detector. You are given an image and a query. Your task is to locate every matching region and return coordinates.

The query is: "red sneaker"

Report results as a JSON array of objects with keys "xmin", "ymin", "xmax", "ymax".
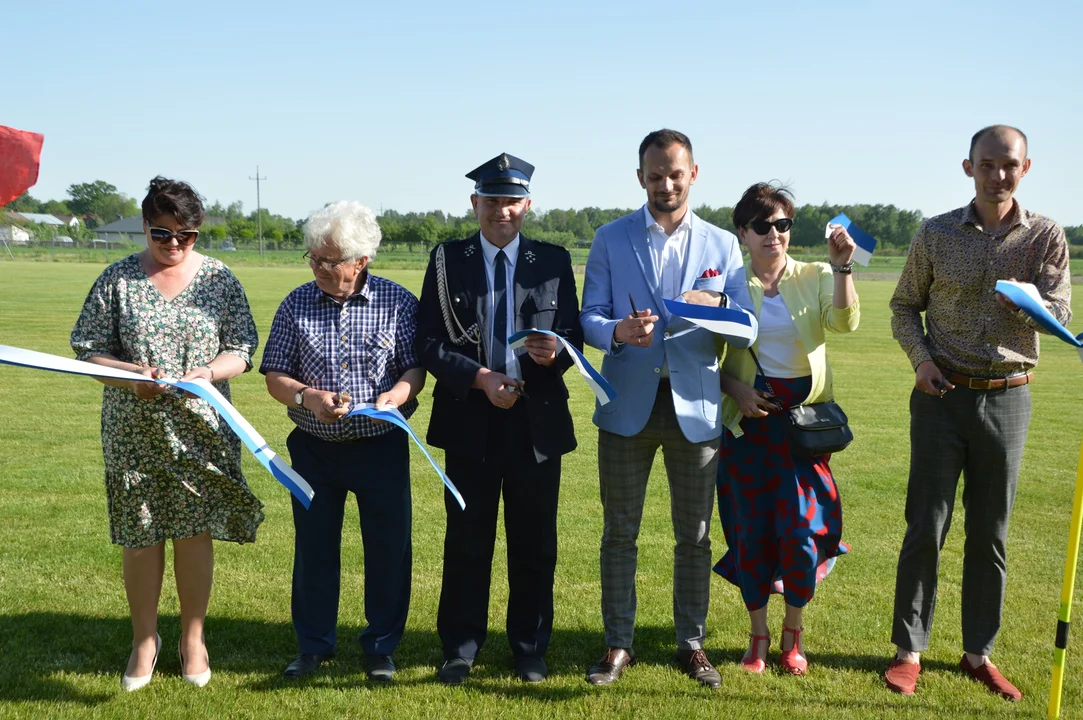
[
  {"xmin": 959, "ymin": 656, "xmax": 1022, "ymax": 701},
  {"xmin": 884, "ymin": 657, "xmax": 920, "ymax": 695}
]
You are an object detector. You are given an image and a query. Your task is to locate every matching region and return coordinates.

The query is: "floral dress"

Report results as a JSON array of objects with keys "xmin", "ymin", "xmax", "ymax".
[{"xmin": 71, "ymin": 254, "xmax": 265, "ymax": 548}]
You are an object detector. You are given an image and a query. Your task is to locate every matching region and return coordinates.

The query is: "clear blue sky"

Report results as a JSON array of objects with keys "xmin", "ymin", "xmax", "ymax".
[{"xmin": 7, "ymin": 0, "xmax": 1082, "ymax": 224}]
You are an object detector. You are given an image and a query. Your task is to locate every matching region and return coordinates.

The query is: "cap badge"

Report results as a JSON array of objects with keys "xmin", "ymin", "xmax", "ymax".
[{"xmin": 497, "ymin": 154, "xmax": 510, "ymax": 171}]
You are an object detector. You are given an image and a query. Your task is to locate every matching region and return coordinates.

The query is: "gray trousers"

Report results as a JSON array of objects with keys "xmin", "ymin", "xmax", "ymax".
[
  {"xmin": 598, "ymin": 387, "xmax": 720, "ymax": 650},
  {"xmin": 891, "ymin": 384, "xmax": 1031, "ymax": 656}
]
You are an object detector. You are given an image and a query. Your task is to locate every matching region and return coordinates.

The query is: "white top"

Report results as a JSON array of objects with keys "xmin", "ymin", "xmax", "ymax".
[
  {"xmin": 756, "ymin": 294, "xmax": 811, "ymax": 378},
  {"xmin": 479, "ymin": 232, "xmax": 520, "ymax": 380}
]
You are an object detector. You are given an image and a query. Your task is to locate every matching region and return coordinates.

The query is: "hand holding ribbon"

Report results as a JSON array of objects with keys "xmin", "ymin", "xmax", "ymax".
[
  {"xmin": 508, "ymin": 329, "xmax": 617, "ymax": 406},
  {"xmin": 345, "ymin": 403, "xmax": 466, "ymax": 510},
  {"xmin": 0, "ymin": 344, "xmax": 316, "ymax": 508}
]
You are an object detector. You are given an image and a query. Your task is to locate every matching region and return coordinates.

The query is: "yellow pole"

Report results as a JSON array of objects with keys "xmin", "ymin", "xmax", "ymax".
[{"xmin": 1049, "ymin": 437, "xmax": 1083, "ymax": 718}]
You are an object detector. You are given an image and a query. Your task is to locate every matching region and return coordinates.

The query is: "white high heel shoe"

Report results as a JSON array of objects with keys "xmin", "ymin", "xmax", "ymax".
[
  {"xmin": 179, "ymin": 640, "xmax": 211, "ymax": 688},
  {"xmin": 122, "ymin": 633, "xmax": 161, "ymax": 692}
]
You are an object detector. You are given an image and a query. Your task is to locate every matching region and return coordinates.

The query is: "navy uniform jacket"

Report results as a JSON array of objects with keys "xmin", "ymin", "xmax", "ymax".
[{"xmin": 416, "ymin": 233, "xmax": 583, "ymax": 462}]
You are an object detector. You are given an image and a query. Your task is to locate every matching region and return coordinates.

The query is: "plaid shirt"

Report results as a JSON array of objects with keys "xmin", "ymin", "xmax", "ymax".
[{"xmin": 260, "ymin": 274, "xmax": 420, "ymax": 440}]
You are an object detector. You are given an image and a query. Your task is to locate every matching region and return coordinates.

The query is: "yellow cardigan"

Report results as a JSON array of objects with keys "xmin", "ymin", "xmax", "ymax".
[{"xmin": 720, "ymin": 255, "xmax": 860, "ymax": 438}]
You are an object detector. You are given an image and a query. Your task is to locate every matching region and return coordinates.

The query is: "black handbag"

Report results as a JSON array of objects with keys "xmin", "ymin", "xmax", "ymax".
[{"xmin": 748, "ymin": 349, "xmax": 853, "ymax": 458}]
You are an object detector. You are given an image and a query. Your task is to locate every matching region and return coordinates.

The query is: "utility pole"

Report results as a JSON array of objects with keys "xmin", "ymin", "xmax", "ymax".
[{"xmin": 249, "ymin": 166, "xmax": 267, "ymax": 258}]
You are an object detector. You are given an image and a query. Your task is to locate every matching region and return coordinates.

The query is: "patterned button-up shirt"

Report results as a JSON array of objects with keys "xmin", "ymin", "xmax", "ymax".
[
  {"xmin": 890, "ymin": 200, "xmax": 1071, "ymax": 377},
  {"xmin": 260, "ymin": 273, "xmax": 421, "ymax": 440}
]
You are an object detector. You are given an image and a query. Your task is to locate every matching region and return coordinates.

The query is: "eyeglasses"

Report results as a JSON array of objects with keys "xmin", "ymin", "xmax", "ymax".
[
  {"xmin": 302, "ymin": 251, "xmax": 351, "ymax": 271},
  {"xmin": 747, "ymin": 218, "xmax": 794, "ymax": 235},
  {"xmin": 148, "ymin": 227, "xmax": 200, "ymax": 246}
]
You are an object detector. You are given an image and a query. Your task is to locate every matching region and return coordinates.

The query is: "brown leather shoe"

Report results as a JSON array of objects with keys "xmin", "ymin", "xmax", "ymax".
[
  {"xmin": 959, "ymin": 656, "xmax": 1022, "ymax": 701},
  {"xmin": 676, "ymin": 648, "xmax": 721, "ymax": 689},
  {"xmin": 884, "ymin": 657, "xmax": 920, "ymax": 695},
  {"xmin": 587, "ymin": 648, "xmax": 635, "ymax": 685}
]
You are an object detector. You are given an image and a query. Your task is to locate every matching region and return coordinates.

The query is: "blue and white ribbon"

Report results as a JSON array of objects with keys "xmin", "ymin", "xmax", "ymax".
[
  {"xmin": 0, "ymin": 344, "xmax": 315, "ymax": 508},
  {"xmin": 826, "ymin": 213, "xmax": 877, "ymax": 266},
  {"xmin": 345, "ymin": 403, "xmax": 466, "ymax": 510},
  {"xmin": 507, "ymin": 329, "xmax": 616, "ymax": 406},
  {"xmin": 995, "ymin": 280, "xmax": 1083, "ymax": 363},
  {"xmin": 662, "ymin": 299, "xmax": 757, "ymax": 346}
]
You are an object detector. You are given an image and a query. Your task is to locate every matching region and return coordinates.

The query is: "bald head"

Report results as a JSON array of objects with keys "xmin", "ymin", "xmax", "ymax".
[{"xmin": 969, "ymin": 125, "xmax": 1027, "ymax": 161}]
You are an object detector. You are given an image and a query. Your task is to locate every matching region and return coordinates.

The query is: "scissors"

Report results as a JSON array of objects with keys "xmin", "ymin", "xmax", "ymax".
[{"xmin": 506, "ymin": 380, "xmax": 530, "ymax": 399}]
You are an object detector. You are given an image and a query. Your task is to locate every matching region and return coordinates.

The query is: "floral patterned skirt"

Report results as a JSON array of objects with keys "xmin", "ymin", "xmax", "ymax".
[
  {"xmin": 713, "ymin": 375, "xmax": 848, "ymax": 610},
  {"xmin": 101, "ymin": 386, "xmax": 265, "ymax": 548}
]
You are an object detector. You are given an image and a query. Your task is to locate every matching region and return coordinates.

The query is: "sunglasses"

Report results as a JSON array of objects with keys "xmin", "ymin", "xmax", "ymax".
[
  {"xmin": 148, "ymin": 227, "xmax": 200, "ymax": 246},
  {"xmin": 747, "ymin": 218, "xmax": 794, "ymax": 235},
  {"xmin": 302, "ymin": 251, "xmax": 352, "ymax": 272}
]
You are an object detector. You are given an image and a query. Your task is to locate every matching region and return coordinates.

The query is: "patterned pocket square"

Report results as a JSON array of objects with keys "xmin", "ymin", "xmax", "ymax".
[{"xmin": 699, "ymin": 268, "xmax": 721, "ymax": 278}]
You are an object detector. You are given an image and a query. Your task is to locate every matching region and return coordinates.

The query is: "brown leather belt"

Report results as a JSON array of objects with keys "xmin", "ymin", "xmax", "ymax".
[{"xmin": 945, "ymin": 371, "xmax": 1033, "ymax": 391}]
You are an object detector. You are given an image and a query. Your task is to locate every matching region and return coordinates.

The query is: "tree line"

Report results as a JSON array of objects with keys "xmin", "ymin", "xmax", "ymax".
[{"xmin": 6, "ymin": 183, "xmax": 1082, "ymax": 253}]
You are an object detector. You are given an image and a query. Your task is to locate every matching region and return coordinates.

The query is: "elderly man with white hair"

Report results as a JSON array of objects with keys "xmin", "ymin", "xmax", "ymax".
[{"xmin": 261, "ymin": 201, "xmax": 425, "ymax": 682}]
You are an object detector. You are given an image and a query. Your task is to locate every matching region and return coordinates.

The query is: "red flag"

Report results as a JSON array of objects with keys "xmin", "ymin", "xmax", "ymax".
[{"xmin": 0, "ymin": 125, "xmax": 45, "ymax": 207}]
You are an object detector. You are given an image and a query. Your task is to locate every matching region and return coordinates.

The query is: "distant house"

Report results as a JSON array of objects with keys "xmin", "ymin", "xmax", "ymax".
[
  {"xmin": 9, "ymin": 212, "xmax": 69, "ymax": 227},
  {"xmin": 0, "ymin": 224, "xmax": 31, "ymax": 245},
  {"xmin": 93, "ymin": 216, "xmax": 146, "ymax": 244},
  {"xmin": 53, "ymin": 214, "xmax": 82, "ymax": 228},
  {"xmin": 95, "ymin": 215, "xmax": 228, "ymax": 246}
]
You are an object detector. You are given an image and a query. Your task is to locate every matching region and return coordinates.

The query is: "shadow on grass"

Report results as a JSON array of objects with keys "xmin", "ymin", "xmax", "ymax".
[{"xmin": 0, "ymin": 612, "xmax": 964, "ymax": 707}]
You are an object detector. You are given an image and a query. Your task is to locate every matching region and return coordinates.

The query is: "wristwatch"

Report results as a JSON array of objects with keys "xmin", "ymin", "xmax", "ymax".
[
  {"xmin": 831, "ymin": 261, "xmax": 854, "ymax": 274},
  {"xmin": 294, "ymin": 386, "xmax": 309, "ymax": 407}
]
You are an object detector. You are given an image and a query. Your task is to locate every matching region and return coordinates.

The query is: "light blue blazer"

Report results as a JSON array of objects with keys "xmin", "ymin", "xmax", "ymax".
[{"xmin": 580, "ymin": 209, "xmax": 757, "ymax": 443}]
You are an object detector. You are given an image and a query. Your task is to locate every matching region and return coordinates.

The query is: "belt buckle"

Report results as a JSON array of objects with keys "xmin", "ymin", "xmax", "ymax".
[{"xmin": 968, "ymin": 377, "xmax": 987, "ymax": 390}]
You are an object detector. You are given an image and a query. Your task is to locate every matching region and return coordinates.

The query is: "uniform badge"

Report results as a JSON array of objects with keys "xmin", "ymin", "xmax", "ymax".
[
  {"xmin": 464, "ymin": 244, "xmax": 476, "ymax": 257},
  {"xmin": 525, "ymin": 250, "xmax": 536, "ymax": 263},
  {"xmin": 497, "ymin": 153, "xmax": 510, "ymax": 171}
]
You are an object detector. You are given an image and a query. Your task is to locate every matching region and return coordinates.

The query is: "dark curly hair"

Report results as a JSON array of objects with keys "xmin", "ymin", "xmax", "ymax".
[
  {"xmin": 141, "ymin": 176, "xmax": 205, "ymax": 228},
  {"xmin": 732, "ymin": 182, "xmax": 795, "ymax": 231}
]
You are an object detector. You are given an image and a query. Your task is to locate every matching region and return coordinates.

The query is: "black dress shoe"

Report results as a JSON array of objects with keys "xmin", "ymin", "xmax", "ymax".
[
  {"xmin": 515, "ymin": 656, "xmax": 548, "ymax": 683},
  {"xmin": 283, "ymin": 653, "xmax": 334, "ymax": 678},
  {"xmin": 365, "ymin": 654, "xmax": 396, "ymax": 682},
  {"xmin": 437, "ymin": 657, "xmax": 473, "ymax": 686},
  {"xmin": 676, "ymin": 648, "xmax": 721, "ymax": 689},
  {"xmin": 587, "ymin": 647, "xmax": 635, "ymax": 685}
]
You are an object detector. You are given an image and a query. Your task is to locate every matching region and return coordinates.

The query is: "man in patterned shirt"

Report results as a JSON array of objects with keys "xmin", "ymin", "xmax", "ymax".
[
  {"xmin": 261, "ymin": 200, "xmax": 426, "ymax": 683},
  {"xmin": 885, "ymin": 125, "xmax": 1072, "ymax": 701}
]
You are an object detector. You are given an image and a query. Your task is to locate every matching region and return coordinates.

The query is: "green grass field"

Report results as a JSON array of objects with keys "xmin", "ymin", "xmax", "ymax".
[
  {"xmin": 7, "ymin": 244, "xmax": 1083, "ymax": 278},
  {"xmin": 1, "ymin": 260, "xmax": 1082, "ymax": 719}
]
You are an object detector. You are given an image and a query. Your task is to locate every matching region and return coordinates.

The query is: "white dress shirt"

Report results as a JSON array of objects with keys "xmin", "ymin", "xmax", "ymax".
[
  {"xmin": 643, "ymin": 204, "xmax": 692, "ymax": 305},
  {"xmin": 643, "ymin": 205, "xmax": 691, "ymax": 378},
  {"xmin": 480, "ymin": 231, "xmax": 521, "ymax": 380}
]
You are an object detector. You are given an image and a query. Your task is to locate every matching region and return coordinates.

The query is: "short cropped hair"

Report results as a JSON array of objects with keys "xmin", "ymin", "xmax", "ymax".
[
  {"xmin": 732, "ymin": 182, "xmax": 796, "ymax": 230},
  {"xmin": 638, "ymin": 129, "xmax": 694, "ymax": 168},
  {"xmin": 141, "ymin": 176, "xmax": 205, "ymax": 228},
  {"xmin": 969, "ymin": 125, "xmax": 1028, "ymax": 160},
  {"xmin": 304, "ymin": 201, "xmax": 382, "ymax": 261}
]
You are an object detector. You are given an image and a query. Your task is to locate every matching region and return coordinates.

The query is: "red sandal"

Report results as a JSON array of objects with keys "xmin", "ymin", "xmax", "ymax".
[
  {"xmin": 741, "ymin": 634, "xmax": 770, "ymax": 673},
  {"xmin": 780, "ymin": 626, "xmax": 808, "ymax": 675}
]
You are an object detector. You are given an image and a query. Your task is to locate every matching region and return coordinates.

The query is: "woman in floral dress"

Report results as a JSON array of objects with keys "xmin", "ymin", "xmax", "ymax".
[{"xmin": 70, "ymin": 176, "xmax": 264, "ymax": 691}]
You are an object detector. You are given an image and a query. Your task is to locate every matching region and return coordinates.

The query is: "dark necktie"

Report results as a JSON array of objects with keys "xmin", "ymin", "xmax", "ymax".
[{"xmin": 492, "ymin": 249, "xmax": 508, "ymax": 374}]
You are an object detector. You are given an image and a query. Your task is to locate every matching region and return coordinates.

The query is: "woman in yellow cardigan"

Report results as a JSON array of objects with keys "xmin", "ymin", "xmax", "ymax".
[{"xmin": 714, "ymin": 183, "xmax": 859, "ymax": 676}]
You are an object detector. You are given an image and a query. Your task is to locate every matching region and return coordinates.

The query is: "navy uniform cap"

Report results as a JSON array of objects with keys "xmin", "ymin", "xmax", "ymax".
[{"xmin": 466, "ymin": 153, "xmax": 534, "ymax": 198}]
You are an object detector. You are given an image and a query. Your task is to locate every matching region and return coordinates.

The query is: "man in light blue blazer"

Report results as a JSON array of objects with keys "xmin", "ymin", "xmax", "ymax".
[{"xmin": 580, "ymin": 129, "xmax": 756, "ymax": 689}]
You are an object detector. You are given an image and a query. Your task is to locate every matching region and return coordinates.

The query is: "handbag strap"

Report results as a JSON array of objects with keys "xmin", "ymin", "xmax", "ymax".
[{"xmin": 747, "ymin": 347, "xmax": 768, "ymax": 379}]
